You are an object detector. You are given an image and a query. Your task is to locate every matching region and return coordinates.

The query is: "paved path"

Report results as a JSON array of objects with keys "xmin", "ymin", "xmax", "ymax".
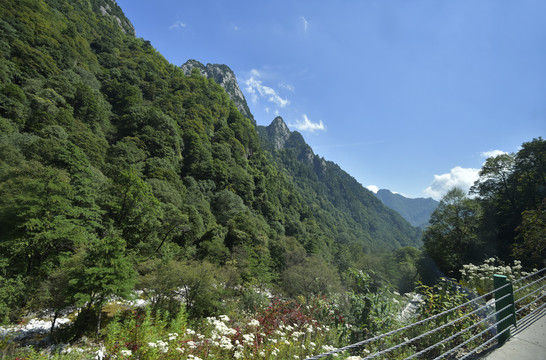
[{"xmin": 480, "ymin": 306, "xmax": 546, "ymax": 360}]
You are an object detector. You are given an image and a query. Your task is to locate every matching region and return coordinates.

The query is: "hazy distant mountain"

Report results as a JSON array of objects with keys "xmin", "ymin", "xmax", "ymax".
[{"xmin": 374, "ymin": 189, "xmax": 438, "ymax": 229}]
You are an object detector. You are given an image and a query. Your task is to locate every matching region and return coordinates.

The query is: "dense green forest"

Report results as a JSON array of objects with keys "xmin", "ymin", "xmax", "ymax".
[
  {"xmin": 0, "ymin": 0, "xmax": 544, "ymax": 358},
  {"xmin": 0, "ymin": 0, "xmax": 420, "ymax": 325}
]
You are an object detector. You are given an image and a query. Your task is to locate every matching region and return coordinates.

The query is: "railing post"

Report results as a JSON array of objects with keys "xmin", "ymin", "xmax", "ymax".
[{"xmin": 493, "ymin": 274, "xmax": 516, "ymax": 345}]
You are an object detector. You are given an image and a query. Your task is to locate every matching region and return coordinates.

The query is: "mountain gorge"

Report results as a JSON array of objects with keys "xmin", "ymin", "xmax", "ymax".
[{"xmin": 0, "ymin": 0, "xmax": 420, "ymax": 326}]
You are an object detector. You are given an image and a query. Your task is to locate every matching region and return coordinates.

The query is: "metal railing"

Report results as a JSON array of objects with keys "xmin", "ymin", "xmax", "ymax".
[{"xmin": 305, "ymin": 267, "xmax": 546, "ymax": 360}]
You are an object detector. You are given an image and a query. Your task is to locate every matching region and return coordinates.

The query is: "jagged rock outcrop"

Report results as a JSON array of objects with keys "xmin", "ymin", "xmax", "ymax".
[
  {"xmin": 181, "ymin": 60, "xmax": 254, "ymax": 123},
  {"xmin": 94, "ymin": 0, "xmax": 135, "ymax": 36},
  {"xmin": 264, "ymin": 116, "xmax": 291, "ymax": 150}
]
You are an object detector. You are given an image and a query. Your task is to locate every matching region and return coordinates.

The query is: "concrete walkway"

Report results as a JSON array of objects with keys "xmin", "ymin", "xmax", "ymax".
[{"xmin": 479, "ymin": 306, "xmax": 546, "ymax": 360}]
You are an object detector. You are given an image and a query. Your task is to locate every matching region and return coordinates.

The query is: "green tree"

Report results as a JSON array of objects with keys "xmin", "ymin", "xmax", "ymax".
[
  {"xmin": 423, "ymin": 188, "xmax": 483, "ymax": 278},
  {"xmin": 281, "ymin": 256, "xmax": 341, "ymax": 304},
  {"xmin": 67, "ymin": 234, "xmax": 136, "ymax": 335},
  {"xmin": 0, "ymin": 161, "xmax": 86, "ymax": 279},
  {"xmin": 513, "ymin": 199, "xmax": 546, "ymax": 267}
]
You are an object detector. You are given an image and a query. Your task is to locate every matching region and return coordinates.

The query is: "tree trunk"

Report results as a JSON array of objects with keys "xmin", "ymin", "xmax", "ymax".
[{"xmin": 96, "ymin": 300, "xmax": 103, "ymax": 336}]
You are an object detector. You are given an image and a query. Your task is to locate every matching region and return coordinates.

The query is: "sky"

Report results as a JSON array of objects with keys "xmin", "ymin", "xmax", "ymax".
[{"xmin": 116, "ymin": 0, "xmax": 546, "ymax": 200}]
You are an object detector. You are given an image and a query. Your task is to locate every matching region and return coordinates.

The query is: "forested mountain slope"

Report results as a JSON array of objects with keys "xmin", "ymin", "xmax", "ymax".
[
  {"xmin": 257, "ymin": 117, "xmax": 421, "ymax": 249},
  {"xmin": 0, "ymin": 0, "xmax": 419, "ymax": 321}
]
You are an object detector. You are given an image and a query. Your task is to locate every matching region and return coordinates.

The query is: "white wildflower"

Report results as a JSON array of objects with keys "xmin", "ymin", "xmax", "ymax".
[
  {"xmin": 219, "ymin": 336, "xmax": 233, "ymax": 350},
  {"xmin": 243, "ymin": 333, "xmax": 255, "ymax": 345},
  {"xmin": 120, "ymin": 350, "xmax": 132, "ymax": 357},
  {"xmin": 95, "ymin": 348, "xmax": 105, "ymax": 360},
  {"xmin": 248, "ymin": 319, "xmax": 260, "ymax": 327}
]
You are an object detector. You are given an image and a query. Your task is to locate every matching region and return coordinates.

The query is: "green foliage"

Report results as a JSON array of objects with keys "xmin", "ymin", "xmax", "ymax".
[
  {"xmin": 424, "ymin": 138, "xmax": 546, "ymax": 275},
  {"xmin": 346, "ymin": 269, "xmax": 402, "ymax": 342},
  {"xmin": 423, "ymin": 188, "xmax": 483, "ymax": 278},
  {"xmin": 513, "ymin": 199, "xmax": 546, "ymax": 265},
  {"xmin": 137, "ymin": 260, "xmax": 225, "ymax": 319},
  {"xmin": 406, "ymin": 278, "xmax": 489, "ymax": 359},
  {"xmin": 281, "ymin": 256, "xmax": 342, "ymax": 304}
]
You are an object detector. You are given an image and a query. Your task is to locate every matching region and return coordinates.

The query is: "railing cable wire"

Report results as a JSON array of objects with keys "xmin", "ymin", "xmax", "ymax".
[
  {"xmin": 305, "ymin": 268, "xmax": 545, "ymax": 360},
  {"xmin": 403, "ymin": 302, "xmax": 513, "ymax": 360}
]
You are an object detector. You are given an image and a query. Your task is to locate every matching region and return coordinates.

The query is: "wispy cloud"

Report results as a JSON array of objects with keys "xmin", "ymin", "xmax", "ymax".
[
  {"xmin": 301, "ymin": 16, "xmax": 309, "ymax": 32},
  {"xmin": 244, "ymin": 69, "xmax": 290, "ymax": 108},
  {"xmin": 279, "ymin": 82, "xmax": 295, "ymax": 91},
  {"xmin": 423, "ymin": 166, "xmax": 480, "ymax": 200},
  {"xmin": 481, "ymin": 150, "xmax": 507, "ymax": 158},
  {"xmin": 169, "ymin": 21, "xmax": 187, "ymax": 30},
  {"xmin": 290, "ymin": 114, "xmax": 325, "ymax": 133},
  {"xmin": 366, "ymin": 185, "xmax": 379, "ymax": 193}
]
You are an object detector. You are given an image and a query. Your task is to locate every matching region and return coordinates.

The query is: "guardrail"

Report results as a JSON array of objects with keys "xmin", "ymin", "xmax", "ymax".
[{"xmin": 305, "ymin": 267, "xmax": 546, "ymax": 360}]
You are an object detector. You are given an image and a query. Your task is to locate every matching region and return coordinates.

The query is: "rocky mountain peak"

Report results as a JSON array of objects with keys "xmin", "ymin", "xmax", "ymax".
[
  {"xmin": 266, "ymin": 117, "xmax": 291, "ymax": 150},
  {"xmin": 181, "ymin": 60, "xmax": 254, "ymax": 123}
]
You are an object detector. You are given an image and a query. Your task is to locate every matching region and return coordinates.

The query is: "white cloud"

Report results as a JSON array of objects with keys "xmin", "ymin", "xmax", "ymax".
[
  {"xmin": 290, "ymin": 114, "xmax": 326, "ymax": 133},
  {"xmin": 481, "ymin": 150, "xmax": 507, "ymax": 158},
  {"xmin": 279, "ymin": 82, "xmax": 295, "ymax": 92},
  {"xmin": 366, "ymin": 185, "xmax": 379, "ymax": 193},
  {"xmin": 423, "ymin": 166, "xmax": 480, "ymax": 200},
  {"xmin": 169, "ymin": 21, "xmax": 187, "ymax": 30},
  {"xmin": 301, "ymin": 16, "xmax": 309, "ymax": 32},
  {"xmin": 244, "ymin": 70, "xmax": 290, "ymax": 108}
]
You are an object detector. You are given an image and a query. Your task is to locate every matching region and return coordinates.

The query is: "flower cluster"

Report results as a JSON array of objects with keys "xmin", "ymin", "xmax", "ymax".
[{"xmin": 460, "ymin": 258, "xmax": 537, "ymax": 295}]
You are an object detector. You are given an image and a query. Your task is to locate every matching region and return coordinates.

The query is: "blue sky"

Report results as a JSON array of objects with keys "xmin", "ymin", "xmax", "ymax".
[{"xmin": 117, "ymin": 0, "xmax": 546, "ymax": 199}]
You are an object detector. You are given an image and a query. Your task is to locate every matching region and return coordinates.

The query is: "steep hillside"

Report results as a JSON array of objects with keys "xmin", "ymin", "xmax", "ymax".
[
  {"xmin": 257, "ymin": 117, "xmax": 422, "ymax": 250},
  {"xmin": 375, "ymin": 189, "xmax": 438, "ymax": 229},
  {"xmin": 0, "ymin": 0, "xmax": 420, "ymax": 322}
]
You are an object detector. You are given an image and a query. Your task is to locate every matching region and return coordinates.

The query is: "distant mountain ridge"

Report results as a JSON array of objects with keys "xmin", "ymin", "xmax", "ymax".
[
  {"xmin": 374, "ymin": 189, "xmax": 438, "ymax": 229},
  {"xmin": 257, "ymin": 117, "xmax": 422, "ymax": 250}
]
